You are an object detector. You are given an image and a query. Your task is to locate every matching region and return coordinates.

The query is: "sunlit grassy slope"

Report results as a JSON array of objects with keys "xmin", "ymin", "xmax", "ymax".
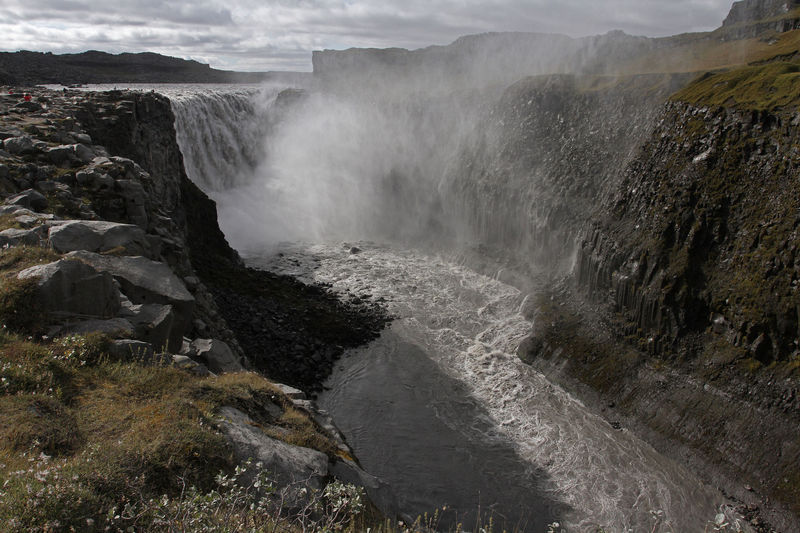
[{"xmin": 607, "ymin": 10, "xmax": 800, "ymax": 109}]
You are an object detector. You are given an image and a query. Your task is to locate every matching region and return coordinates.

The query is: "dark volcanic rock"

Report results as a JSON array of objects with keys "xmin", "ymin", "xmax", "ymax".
[{"xmin": 208, "ymin": 266, "xmax": 389, "ymax": 392}]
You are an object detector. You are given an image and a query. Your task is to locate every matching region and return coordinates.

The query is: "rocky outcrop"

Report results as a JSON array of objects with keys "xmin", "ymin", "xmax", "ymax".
[
  {"xmin": 518, "ymin": 93, "xmax": 800, "ymax": 525},
  {"xmin": 723, "ymin": 0, "xmax": 800, "ymax": 26},
  {"xmin": 187, "ymin": 338, "xmax": 243, "ymax": 374},
  {"xmin": 48, "ymin": 220, "xmax": 153, "ymax": 257},
  {"xmin": 0, "ymin": 86, "xmax": 396, "ymax": 522},
  {"xmin": 68, "ymin": 251, "xmax": 195, "ymax": 352},
  {"xmin": 717, "ymin": 0, "xmax": 800, "ymax": 39},
  {"xmin": 578, "ymin": 101, "xmax": 800, "ymax": 364},
  {"xmin": 71, "ymin": 90, "xmax": 246, "ymax": 353},
  {"xmin": 17, "ymin": 258, "xmax": 120, "ymax": 319},
  {"xmin": 217, "ymin": 406, "xmax": 329, "ymax": 498}
]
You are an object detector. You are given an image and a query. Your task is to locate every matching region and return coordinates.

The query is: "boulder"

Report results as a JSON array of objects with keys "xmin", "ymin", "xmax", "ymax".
[
  {"xmin": 46, "ymin": 145, "xmax": 75, "ymax": 166},
  {"xmin": 17, "ymin": 258, "xmax": 120, "ymax": 319},
  {"xmin": 14, "ymin": 214, "xmax": 40, "ymax": 228},
  {"xmin": 109, "ymin": 339, "xmax": 157, "ymax": 363},
  {"xmin": 75, "ymin": 169, "xmax": 114, "ymax": 191},
  {"xmin": 274, "ymin": 383, "xmax": 307, "ymax": 400},
  {"xmin": 3, "ymin": 136, "xmax": 35, "ymax": 155},
  {"xmin": 191, "ymin": 338, "xmax": 243, "ymax": 374},
  {"xmin": 217, "ymin": 406, "xmax": 329, "ymax": 499},
  {"xmin": 73, "ymin": 144, "xmax": 95, "ymax": 163},
  {"xmin": 0, "ymin": 226, "xmax": 47, "ymax": 247},
  {"xmin": 126, "ymin": 303, "xmax": 175, "ymax": 352},
  {"xmin": 34, "ymin": 180, "xmax": 70, "ymax": 194},
  {"xmin": 5, "ymin": 189, "xmax": 48, "ymax": 211},
  {"xmin": 67, "ymin": 251, "xmax": 194, "ymax": 351},
  {"xmin": 48, "ymin": 220, "xmax": 152, "ymax": 257},
  {"xmin": 331, "ymin": 458, "xmax": 399, "ymax": 520},
  {"xmin": 0, "ymin": 205, "xmax": 26, "ymax": 215},
  {"xmin": 13, "ymin": 101, "xmax": 42, "ymax": 112}
]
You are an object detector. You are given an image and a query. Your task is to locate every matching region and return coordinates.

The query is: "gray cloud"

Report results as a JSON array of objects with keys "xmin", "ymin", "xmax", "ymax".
[{"xmin": 1, "ymin": 0, "xmax": 735, "ymax": 71}]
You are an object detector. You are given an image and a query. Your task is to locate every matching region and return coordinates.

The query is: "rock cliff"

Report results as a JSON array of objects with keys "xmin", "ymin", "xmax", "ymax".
[
  {"xmin": 0, "ymin": 87, "xmax": 393, "ymax": 529},
  {"xmin": 724, "ymin": 0, "xmax": 800, "ymax": 26},
  {"xmin": 519, "ymin": 49, "xmax": 800, "ymax": 533},
  {"xmin": 445, "ymin": 73, "xmax": 691, "ymax": 273}
]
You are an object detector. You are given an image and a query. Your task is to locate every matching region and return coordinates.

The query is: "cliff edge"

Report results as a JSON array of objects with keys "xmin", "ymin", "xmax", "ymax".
[{"xmin": 0, "ymin": 87, "xmax": 391, "ymax": 531}]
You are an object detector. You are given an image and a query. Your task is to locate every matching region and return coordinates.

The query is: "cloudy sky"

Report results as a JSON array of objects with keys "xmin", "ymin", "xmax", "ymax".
[{"xmin": 1, "ymin": 0, "xmax": 735, "ymax": 72}]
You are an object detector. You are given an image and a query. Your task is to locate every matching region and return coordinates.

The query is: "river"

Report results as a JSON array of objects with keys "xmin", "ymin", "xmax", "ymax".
[{"xmin": 247, "ymin": 242, "xmax": 726, "ymax": 532}]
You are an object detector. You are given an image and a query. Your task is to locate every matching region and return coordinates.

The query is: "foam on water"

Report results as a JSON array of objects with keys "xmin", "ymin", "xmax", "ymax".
[{"xmin": 251, "ymin": 242, "xmax": 728, "ymax": 532}]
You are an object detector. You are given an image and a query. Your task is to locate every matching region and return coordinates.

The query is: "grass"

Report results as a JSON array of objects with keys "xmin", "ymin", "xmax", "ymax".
[
  {"xmin": 0, "ymin": 213, "xmax": 25, "ymax": 232},
  {"xmin": 0, "ymin": 245, "xmax": 60, "ymax": 273},
  {"xmin": 0, "ymin": 327, "xmax": 345, "ymax": 532},
  {"xmin": 671, "ymin": 60, "xmax": 800, "ymax": 110},
  {"xmin": 616, "ymin": 26, "xmax": 800, "ymax": 76}
]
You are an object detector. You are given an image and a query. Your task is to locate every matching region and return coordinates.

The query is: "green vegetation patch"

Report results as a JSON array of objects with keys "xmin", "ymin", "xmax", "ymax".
[
  {"xmin": 0, "ymin": 329, "xmax": 343, "ymax": 532},
  {"xmin": 672, "ymin": 61, "xmax": 800, "ymax": 110}
]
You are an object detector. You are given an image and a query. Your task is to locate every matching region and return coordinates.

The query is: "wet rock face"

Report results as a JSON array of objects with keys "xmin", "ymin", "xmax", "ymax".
[
  {"xmin": 578, "ymin": 102, "xmax": 800, "ymax": 364},
  {"xmin": 565, "ymin": 100, "xmax": 800, "ymax": 518},
  {"xmin": 446, "ymin": 73, "xmax": 690, "ymax": 272}
]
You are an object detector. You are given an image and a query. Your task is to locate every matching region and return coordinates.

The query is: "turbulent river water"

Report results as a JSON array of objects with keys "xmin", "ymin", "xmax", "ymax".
[
  {"xmin": 247, "ymin": 242, "xmax": 726, "ymax": 533},
  {"xmin": 155, "ymin": 84, "xmax": 737, "ymax": 532}
]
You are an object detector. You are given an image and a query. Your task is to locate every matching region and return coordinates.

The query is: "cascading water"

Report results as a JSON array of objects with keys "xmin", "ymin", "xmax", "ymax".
[
  {"xmin": 170, "ymin": 84, "xmax": 286, "ymax": 192},
  {"xmin": 170, "ymin": 85, "xmax": 734, "ymax": 531}
]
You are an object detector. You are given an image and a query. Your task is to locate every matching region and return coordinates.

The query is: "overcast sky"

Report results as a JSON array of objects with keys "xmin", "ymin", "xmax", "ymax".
[{"xmin": 1, "ymin": 0, "xmax": 736, "ymax": 72}]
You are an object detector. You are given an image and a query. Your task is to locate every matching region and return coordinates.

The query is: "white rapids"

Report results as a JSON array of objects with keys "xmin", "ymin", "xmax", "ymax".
[{"xmin": 250, "ymin": 241, "xmax": 730, "ymax": 533}]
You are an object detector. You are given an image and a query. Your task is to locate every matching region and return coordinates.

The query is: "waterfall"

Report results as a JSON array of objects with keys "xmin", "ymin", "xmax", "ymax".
[
  {"xmin": 172, "ymin": 84, "xmax": 486, "ymax": 251},
  {"xmin": 171, "ymin": 85, "xmax": 282, "ymax": 192},
  {"xmin": 169, "ymin": 69, "xmax": 671, "ymax": 274}
]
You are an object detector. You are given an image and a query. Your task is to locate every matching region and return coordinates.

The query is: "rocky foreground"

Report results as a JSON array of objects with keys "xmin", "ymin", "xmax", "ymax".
[{"xmin": 0, "ymin": 87, "xmax": 393, "ymax": 531}]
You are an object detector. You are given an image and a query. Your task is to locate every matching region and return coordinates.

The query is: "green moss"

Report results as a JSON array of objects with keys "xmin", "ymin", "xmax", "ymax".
[{"xmin": 672, "ymin": 61, "xmax": 800, "ymax": 110}]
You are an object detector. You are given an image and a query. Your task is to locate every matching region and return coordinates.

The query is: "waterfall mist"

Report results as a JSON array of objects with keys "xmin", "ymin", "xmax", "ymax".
[{"xmin": 172, "ymin": 30, "xmax": 677, "ymax": 273}]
